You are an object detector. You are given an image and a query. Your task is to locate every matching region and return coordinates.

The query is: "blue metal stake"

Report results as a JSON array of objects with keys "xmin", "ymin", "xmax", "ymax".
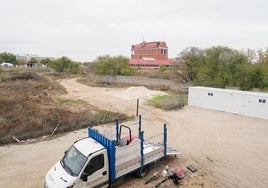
[
  {"xmin": 116, "ymin": 119, "xmax": 119, "ymax": 143},
  {"xmin": 164, "ymin": 124, "xmax": 167, "ymax": 157},
  {"xmin": 140, "ymin": 131, "xmax": 144, "ymax": 167},
  {"xmin": 139, "ymin": 115, "xmax": 141, "ymax": 138}
]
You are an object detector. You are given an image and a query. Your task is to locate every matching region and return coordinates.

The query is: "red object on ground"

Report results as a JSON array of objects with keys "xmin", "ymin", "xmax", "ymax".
[
  {"xmin": 123, "ymin": 135, "xmax": 138, "ymax": 145},
  {"xmin": 176, "ymin": 169, "xmax": 185, "ymax": 176}
]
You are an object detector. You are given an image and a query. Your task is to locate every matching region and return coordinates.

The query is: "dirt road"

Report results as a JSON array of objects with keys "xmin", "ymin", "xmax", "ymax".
[{"xmin": 0, "ymin": 78, "xmax": 268, "ymax": 188}]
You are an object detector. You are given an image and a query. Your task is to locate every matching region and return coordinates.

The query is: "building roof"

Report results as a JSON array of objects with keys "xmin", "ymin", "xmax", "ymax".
[
  {"xmin": 189, "ymin": 86, "xmax": 268, "ymax": 98},
  {"xmin": 129, "ymin": 58, "xmax": 175, "ymax": 66},
  {"xmin": 131, "ymin": 41, "xmax": 167, "ymax": 49}
]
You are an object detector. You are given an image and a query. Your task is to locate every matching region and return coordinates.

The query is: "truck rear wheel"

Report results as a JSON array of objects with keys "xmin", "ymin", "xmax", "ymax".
[{"xmin": 136, "ymin": 166, "xmax": 149, "ymax": 178}]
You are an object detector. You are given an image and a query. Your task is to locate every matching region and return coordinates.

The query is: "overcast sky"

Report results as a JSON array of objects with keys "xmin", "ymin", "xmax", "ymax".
[{"xmin": 0, "ymin": 0, "xmax": 267, "ymax": 62}]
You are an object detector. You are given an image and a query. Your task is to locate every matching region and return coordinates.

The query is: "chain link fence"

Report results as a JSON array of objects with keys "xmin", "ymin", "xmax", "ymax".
[
  {"xmin": 161, "ymin": 94, "xmax": 188, "ymax": 110},
  {"xmin": 148, "ymin": 94, "xmax": 188, "ymax": 111},
  {"xmin": 87, "ymin": 73, "xmax": 185, "ymax": 91}
]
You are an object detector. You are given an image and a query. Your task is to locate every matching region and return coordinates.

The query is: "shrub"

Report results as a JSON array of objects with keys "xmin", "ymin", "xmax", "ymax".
[
  {"xmin": 91, "ymin": 55, "xmax": 135, "ymax": 76},
  {"xmin": 49, "ymin": 56, "xmax": 80, "ymax": 74},
  {"xmin": 160, "ymin": 65, "xmax": 166, "ymax": 72},
  {"xmin": 149, "ymin": 94, "xmax": 187, "ymax": 110}
]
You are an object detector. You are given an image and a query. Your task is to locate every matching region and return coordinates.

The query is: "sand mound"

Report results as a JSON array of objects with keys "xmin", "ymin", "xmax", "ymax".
[{"xmin": 109, "ymin": 86, "xmax": 167, "ymax": 101}]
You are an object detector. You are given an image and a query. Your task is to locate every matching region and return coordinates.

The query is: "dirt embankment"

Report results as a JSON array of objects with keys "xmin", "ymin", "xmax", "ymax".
[
  {"xmin": 0, "ymin": 78, "xmax": 268, "ymax": 188},
  {"xmin": 0, "ymin": 72, "xmax": 128, "ymax": 145}
]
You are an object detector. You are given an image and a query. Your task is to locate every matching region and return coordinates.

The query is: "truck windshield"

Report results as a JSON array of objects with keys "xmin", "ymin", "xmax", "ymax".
[{"xmin": 60, "ymin": 146, "xmax": 87, "ymax": 177}]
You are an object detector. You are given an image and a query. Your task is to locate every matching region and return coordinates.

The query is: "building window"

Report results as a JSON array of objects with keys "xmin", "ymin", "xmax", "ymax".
[
  {"xmin": 161, "ymin": 49, "xmax": 166, "ymax": 54},
  {"xmin": 208, "ymin": 92, "xmax": 214, "ymax": 96},
  {"xmin": 259, "ymin": 99, "xmax": 267, "ymax": 103}
]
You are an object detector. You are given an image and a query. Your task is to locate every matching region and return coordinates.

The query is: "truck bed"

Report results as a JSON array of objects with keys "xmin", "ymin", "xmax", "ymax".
[
  {"xmin": 88, "ymin": 123, "xmax": 179, "ymax": 183},
  {"xmin": 115, "ymin": 141, "xmax": 164, "ymax": 178}
]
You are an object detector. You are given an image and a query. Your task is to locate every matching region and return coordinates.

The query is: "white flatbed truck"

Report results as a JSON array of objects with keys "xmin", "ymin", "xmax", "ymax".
[{"xmin": 44, "ymin": 116, "xmax": 180, "ymax": 188}]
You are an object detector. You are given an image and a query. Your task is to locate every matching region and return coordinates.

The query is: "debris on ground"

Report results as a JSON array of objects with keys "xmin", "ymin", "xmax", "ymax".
[
  {"xmin": 187, "ymin": 164, "xmax": 197, "ymax": 173},
  {"xmin": 145, "ymin": 171, "xmax": 161, "ymax": 185}
]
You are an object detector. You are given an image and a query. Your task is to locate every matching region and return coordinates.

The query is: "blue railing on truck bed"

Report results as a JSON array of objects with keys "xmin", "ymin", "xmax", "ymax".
[
  {"xmin": 88, "ymin": 127, "xmax": 116, "ymax": 183},
  {"xmin": 88, "ymin": 116, "xmax": 167, "ymax": 183}
]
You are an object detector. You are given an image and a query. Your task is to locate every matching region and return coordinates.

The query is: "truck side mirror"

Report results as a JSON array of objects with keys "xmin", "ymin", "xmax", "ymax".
[{"xmin": 80, "ymin": 172, "xmax": 88, "ymax": 182}]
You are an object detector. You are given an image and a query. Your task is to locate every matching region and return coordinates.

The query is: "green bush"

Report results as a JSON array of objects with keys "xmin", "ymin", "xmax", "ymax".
[
  {"xmin": 92, "ymin": 55, "xmax": 135, "ymax": 76},
  {"xmin": 160, "ymin": 65, "xmax": 166, "ymax": 72},
  {"xmin": 149, "ymin": 94, "xmax": 187, "ymax": 110},
  {"xmin": 49, "ymin": 56, "xmax": 80, "ymax": 74},
  {"xmin": 0, "ymin": 52, "xmax": 18, "ymax": 65}
]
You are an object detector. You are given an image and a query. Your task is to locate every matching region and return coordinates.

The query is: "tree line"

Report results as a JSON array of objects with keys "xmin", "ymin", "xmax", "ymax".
[
  {"xmin": 176, "ymin": 46, "xmax": 268, "ymax": 90},
  {"xmin": 0, "ymin": 52, "xmax": 80, "ymax": 74},
  {"xmin": 0, "ymin": 52, "xmax": 133, "ymax": 76},
  {"xmin": 40, "ymin": 57, "xmax": 80, "ymax": 74},
  {"xmin": 1, "ymin": 46, "xmax": 268, "ymax": 91}
]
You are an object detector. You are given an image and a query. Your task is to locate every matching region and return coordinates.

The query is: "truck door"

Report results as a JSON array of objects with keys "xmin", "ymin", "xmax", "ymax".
[{"xmin": 81, "ymin": 150, "xmax": 109, "ymax": 188}]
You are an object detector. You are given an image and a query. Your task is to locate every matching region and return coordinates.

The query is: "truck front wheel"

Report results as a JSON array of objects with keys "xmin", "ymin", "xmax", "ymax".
[{"xmin": 136, "ymin": 166, "xmax": 149, "ymax": 178}]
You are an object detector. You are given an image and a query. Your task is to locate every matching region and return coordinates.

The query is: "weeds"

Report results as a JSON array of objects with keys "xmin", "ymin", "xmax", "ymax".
[
  {"xmin": 149, "ymin": 94, "xmax": 188, "ymax": 110},
  {"xmin": 55, "ymin": 98, "xmax": 86, "ymax": 105},
  {"xmin": 0, "ymin": 69, "xmax": 129, "ymax": 145}
]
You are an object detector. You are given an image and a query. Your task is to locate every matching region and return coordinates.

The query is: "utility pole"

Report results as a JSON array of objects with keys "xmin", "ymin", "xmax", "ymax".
[{"xmin": 136, "ymin": 98, "xmax": 139, "ymax": 117}]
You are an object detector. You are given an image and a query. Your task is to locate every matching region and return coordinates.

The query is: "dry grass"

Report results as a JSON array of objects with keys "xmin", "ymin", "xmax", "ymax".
[
  {"xmin": 78, "ymin": 77, "xmax": 173, "ymax": 92},
  {"xmin": 77, "ymin": 77, "xmax": 135, "ymax": 88},
  {"xmin": 149, "ymin": 94, "xmax": 188, "ymax": 110},
  {"xmin": 0, "ymin": 69, "xmax": 128, "ymax": 145}
]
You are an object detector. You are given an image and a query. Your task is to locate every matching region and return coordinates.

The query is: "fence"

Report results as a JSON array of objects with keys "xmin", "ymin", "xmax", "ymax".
[
  {"xmin": 87, "ymin": 73, "xmax": 185, "ymax": 90},
  {"xmin": 160, "ymin": 94, "xmax": 188, "ymax": 110}
]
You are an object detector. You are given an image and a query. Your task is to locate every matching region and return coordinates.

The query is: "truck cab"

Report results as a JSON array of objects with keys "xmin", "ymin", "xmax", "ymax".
[{"xmin": 45, "ymin": 138, "xmax": 109, "ymax": 188}]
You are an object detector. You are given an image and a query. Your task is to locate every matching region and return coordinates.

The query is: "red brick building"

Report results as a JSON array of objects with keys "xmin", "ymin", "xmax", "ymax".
[{"xmin": 129, "ymin": 41, "xmax": 174, "ymax": 68}]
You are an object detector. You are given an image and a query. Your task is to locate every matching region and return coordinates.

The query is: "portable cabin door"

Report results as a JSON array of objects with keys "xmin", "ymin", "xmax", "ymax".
[
  {"xmin": 188, "ymin": 88, "xmax": 200, "ymax": 106},
  {"xmin": 227, "ymin": 92, "xmax": 234, "ymax": 113},
  {"xmin": 232, "ymin": 93, "xmax": 248, "ymax": 116}
]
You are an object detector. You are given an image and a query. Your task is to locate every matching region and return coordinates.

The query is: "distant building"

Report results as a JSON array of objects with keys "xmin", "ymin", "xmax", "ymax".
[
  {"xmin": 26, "ymin": 62, "xmax": 46, "ymax": 68},
  {"xmin": 15, "ymin": 54, "xmax": 55, "ymax": 61},
  {"xmin": 1, "ymin": 62, "xmax": 14, "ymax": 67},
  {"xmin": 129, "ymin": 41, "xmax": 175, "ymax": 68},
  {"xmin": 26, "ymin": 62, "xmax": 37, "ymax": 67}
]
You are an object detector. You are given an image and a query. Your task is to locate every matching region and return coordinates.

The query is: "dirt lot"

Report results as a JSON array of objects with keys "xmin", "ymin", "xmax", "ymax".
[{"xmin": 0, "ymin": 78, "xmax": 268, "ymax": 188}]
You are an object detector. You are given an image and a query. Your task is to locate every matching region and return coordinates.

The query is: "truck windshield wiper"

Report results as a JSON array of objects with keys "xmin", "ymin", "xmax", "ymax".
[
  {"xmin": 60, "ymin": 159, "xmax": 65, "ymax": 168},
  {"xmin": 61, "ymin": 160, "xmax": 74, "ymax": 176}
]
